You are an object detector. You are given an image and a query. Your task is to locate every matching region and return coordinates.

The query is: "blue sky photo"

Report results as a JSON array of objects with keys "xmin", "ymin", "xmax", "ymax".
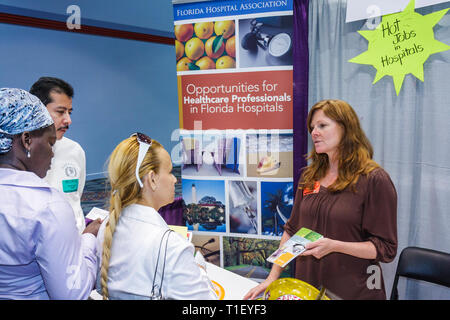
[
  {"xmin": 182, "ymin": 178, "xmax": 225, "ymax": 205},
  {"xmin": 261, "ymin": 181, "xmax": 293, "ymax": 236}
]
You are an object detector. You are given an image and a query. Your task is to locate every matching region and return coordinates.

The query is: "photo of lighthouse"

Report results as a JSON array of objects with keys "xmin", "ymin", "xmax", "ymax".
[{"xmin": 182, "ymin": 179, "xmax": 226, "ymax": 233}]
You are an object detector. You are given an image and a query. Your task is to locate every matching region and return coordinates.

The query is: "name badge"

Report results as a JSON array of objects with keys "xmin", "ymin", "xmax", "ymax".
[
  {"xmin": 303, "ymin": 181, "xmax": 320, "ymax": 196},
  {"xmin": 62, "ymin": 179, "xmax": 79, "ymax": 193}
]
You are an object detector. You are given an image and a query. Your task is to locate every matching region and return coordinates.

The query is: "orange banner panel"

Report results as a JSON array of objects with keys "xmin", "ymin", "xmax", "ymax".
[{"xmin": 179, "ymin": 70, "xmax": 293, "ymax": 130}]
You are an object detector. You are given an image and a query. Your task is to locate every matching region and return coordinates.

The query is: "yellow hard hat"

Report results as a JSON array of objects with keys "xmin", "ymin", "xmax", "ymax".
[{"xmin": 263, "ymin": 278, "xmax": 330, "ymax": 300}]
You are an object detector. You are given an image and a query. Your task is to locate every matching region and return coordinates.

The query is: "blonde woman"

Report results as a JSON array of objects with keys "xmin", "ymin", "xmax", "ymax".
[
  {"xmin": 245, "ymin": 100, "xmax": 397, "ymax": 300},
  {"xmin": 96, "ymin": 133, "xmax": 217, "ymax": 300}
]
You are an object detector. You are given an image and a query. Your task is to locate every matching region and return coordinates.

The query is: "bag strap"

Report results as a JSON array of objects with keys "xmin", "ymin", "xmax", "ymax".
[{"xmin": 150, "ymin": 229, "xmax": 173, "ymax": 299}]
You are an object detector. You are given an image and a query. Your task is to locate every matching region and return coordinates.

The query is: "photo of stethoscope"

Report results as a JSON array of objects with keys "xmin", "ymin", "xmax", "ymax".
[{"xmin": 241, "ymin": 19, "xmax": 292, "ymax": 59}]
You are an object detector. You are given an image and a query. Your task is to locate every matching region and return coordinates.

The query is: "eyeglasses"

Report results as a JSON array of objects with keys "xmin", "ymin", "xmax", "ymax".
[{"xmin": 131, "ymin": 132, "xmax": 152, "ymax": 188}]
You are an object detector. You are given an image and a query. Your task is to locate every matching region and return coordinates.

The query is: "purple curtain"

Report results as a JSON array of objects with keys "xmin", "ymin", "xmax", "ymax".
[
  {"xmin": 158, "ymin": 197, "xmax": 186, "ymax": 226},
  {"xmin": 293, "ymin": 0, "xmax": 309, "ymax": 189}
]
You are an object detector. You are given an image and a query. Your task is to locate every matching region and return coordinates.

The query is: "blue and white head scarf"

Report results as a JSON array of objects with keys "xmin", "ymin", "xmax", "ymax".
[{"xmin": 0, "ymin": 88, "xmax": 54, "ymax": 154}]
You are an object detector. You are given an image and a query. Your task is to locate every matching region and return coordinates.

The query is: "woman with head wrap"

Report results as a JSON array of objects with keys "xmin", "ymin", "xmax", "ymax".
[{"xmin": 0, "ymin": 88, "xmax": 101, "ymax": 299}]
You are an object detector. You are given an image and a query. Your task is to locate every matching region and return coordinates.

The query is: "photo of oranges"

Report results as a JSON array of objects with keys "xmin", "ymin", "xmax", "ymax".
[{"xmin": 175, "ymin": 20, "xmax": 236, "ymax": 71}]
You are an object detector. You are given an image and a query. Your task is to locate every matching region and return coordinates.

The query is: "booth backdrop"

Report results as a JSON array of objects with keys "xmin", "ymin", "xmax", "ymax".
[{"xmin": 303, "ymin": 0, "xmax": 450, "ymax": 299}]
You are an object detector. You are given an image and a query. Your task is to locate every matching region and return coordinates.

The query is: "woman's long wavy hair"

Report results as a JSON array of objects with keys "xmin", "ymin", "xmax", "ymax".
[
  {"xmin": 100, "ymin": 136, "xmax": 162, "ymax": 299},
  {"xmin": 300, "ymin": 99, "xmax": 379, "ymax": 192}
]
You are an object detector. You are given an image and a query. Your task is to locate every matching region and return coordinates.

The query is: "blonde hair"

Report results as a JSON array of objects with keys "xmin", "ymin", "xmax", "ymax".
[
  {"xmin": 100, "ymin": 136, "xmax": 162, "ymax": 299},
  {"xmin": 300, "ymin": 99, "xmax": 379, "ymax": 192}
]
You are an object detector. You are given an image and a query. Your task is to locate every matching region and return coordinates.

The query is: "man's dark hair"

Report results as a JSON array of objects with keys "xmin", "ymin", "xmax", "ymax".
[{"xmin": 29, "ymin": 77, "xmax": 74, "ymax": 106}]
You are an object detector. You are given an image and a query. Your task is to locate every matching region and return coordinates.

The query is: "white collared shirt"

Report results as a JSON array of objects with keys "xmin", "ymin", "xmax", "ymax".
[
  {"xmin": 0, "ymin": 168, "xmax": 97, "ymax": 300},
  {"xmin": 96, "ymin": 204, "xmax": 217, "ymax": 300},
  {"xmin": 45, "ymin": 137, "xmax": 86, "ymax": 233}
]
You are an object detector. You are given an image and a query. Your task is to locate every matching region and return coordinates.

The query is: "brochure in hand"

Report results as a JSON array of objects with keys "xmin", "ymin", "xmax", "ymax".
[
  {"xmin": 85, "ymin": 207, "xmax": 109, "ymax": 221},
  {"xmin": 267, "ymin": 227, "xmax": 323, "ymax": 268}
]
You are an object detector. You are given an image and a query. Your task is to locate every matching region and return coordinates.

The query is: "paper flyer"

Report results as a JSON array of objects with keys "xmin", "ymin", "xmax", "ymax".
[
  {"xmin": 85, "ymin": 207, "xmax": 109, "ymax": 221},
  {"xmin": 169, "ymin": 225, "xmax": 193, "ymax": 242},
  {"xmin": 267, "ymin": 227, "xmax": 323, "ymax": 267},
  {"xmin": 205, "ymin": 262, "xmax": 258, "ymax": 300}
]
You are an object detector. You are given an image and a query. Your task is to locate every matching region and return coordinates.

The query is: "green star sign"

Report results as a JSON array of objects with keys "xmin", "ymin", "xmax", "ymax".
[{"xmin": 349, "ymin": 0, "xmax": 450, "ymax": 95}]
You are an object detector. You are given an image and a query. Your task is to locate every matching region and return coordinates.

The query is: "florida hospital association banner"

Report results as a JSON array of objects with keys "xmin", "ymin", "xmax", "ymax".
[{"xmin": 172, "ymin": 0, "xmax": 295, "ymax": 289}]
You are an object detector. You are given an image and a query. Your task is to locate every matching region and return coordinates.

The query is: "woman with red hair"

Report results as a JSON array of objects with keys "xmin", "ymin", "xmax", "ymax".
[{"xmin": 246, "ymin": 99, "xmax": 397, "ymax": 300}]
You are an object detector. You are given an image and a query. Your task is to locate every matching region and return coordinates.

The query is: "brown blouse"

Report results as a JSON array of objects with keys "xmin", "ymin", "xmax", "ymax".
[{"xmin": 284, "ymin": 168, "xmax": 397, "ymax": 300}]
